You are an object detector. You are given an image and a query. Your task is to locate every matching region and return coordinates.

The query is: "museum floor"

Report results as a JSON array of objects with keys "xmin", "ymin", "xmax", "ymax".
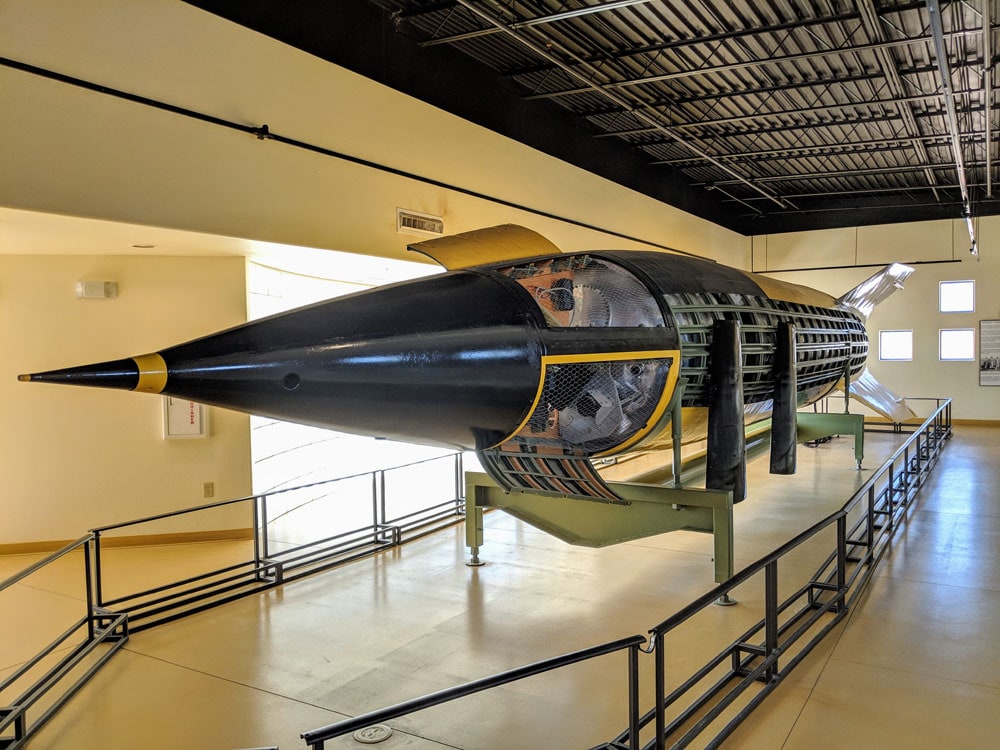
[{"xmin": 3, "ymin": 425, "xmax": 999, "ymax": 749}]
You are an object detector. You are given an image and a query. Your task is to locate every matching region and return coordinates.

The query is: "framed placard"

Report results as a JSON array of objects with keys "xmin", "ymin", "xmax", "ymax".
[
  {"xmin": 980, "ymin": 320, "xmax": 1000, "ymax": 386},
  {"xmin": 163, "ymin": 396, "xmax": 208, "ymax": 438}
]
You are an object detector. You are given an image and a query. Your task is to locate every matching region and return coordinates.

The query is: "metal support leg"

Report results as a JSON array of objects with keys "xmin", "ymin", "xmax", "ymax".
[
  {"xmin": 465, "ymin": 485, "xmax": 485, "ymax": 567},
  {"xmin": 464, "ymin": 472, "xmax": 733, "ymax": 580}
]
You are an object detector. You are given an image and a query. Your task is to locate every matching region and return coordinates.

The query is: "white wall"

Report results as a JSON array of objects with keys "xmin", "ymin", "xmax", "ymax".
[
  {"xmin": 0, "ymin": 255, "xmax": 251, "ymax": 546},
  {"xmin": 0, "ymin": 0, "xmax": 746, "ymax": 267},
  {"xmin": 754, "ymin": 217, "xmax": 1000, "ymax": 421},
  {"xmin": 0, "ymin": 0, "xmax": 750, "ymax": 548}
]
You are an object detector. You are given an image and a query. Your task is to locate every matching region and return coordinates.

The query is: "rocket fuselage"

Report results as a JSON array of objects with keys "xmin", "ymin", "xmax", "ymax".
[{"xmin": 21, "ymin": 237, "xmax": 870, "ymax": 498}]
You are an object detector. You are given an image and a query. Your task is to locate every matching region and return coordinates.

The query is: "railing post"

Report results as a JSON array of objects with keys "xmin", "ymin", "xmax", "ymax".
[
  {"xmin": 84, "ymin": 537, "xmax": 96, "ymax": 642},
  {"xmin": 372, "ymin": 471, "xmax": 380, "ymax": 544},
  {"xmin": 866, "ymin": 486, "xmax": 876, "ymax": 566},
  {"xmin": 454, "ymin": 452, "xmax": 464, "ymax": 515},
  {"xmin": 92, "ymin": 530, "xmax": 104, "ymax": 609},
  {"xmin": 260, "ymin": 494, "xmax": 271, "ymax": 562},
  {"xmin": 653, "ymin": 631, "xmax": 665, "ymax": 750},
  {"xmin": 628, "ymin": 643, "xmax": 640, "ymax": 750},
  {"xmin": 764, "ymin": 561, "xmax": 778, "ymax": 680},
  {"xmin": 836, "ymin": 515, "xmax": 847, "ymax": 610},
  {"xmin": 252, "ymin": 496, "xmax": 261, "ymax": 569},
  {"xmin": 380, "ymin": 470, "xmax": 388, "ymax": 537}
]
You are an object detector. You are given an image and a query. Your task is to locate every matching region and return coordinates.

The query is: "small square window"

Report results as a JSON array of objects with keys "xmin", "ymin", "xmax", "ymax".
[
  {"xmin": 939, "ymin": 280, "xmax": 975, "ymax": 313},
  {"xmin": 879, "ymin": 330, "xmax": 913, "ymax": 361},
  {"xmin": 939, "ymin": 328, "xmax": 975, "ymax": 361}
]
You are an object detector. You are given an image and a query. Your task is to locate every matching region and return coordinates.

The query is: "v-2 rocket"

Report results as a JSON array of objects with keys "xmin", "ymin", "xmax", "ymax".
[{"xmin": 20, "ymin": 225, "xmax": 914, "ymax": 502}]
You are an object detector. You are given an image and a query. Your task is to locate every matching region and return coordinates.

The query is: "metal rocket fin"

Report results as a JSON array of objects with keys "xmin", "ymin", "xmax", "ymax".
[
  {"xmin": 407, "ymin": 224, "xmax": 562, "ymax": 270},
  {"xmin": 839, "ymin": 368, "xmax": 917, "ymax": 423},
  {"xmin": 835, "ymin": 263, "xmax": 914, "ymax": 320}
]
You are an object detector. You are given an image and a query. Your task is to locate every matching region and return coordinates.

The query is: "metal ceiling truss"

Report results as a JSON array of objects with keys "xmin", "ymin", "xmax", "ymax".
[
  {"xmin": 185, "ymin": 0, "xmax": 1000, "ymax": 234},
  {"xmin": 366, "ymin": 0, "xmax": 1000, "ymax": 232}
]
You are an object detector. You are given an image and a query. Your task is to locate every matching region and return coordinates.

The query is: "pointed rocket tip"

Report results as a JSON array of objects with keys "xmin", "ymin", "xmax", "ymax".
[{"xmin": 15, "ymin": 358, "xmax": 144, "ymax": 391}]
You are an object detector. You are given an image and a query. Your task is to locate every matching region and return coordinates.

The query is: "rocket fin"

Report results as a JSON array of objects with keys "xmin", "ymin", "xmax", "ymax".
[
  {"xmin": 836, "ymin": 263, "xmax": 914, "ymax": 320},
  {"xmin": 839, "ymin": 368, "xmax": 917, "ymax": 423},
  {"xmin": 408, "ymin": 224, "xmax": 562, "ymax": 270}
]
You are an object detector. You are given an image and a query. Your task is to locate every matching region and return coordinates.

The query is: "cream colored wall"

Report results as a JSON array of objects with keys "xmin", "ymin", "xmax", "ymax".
[
  {"xmin": 0, "ymin": 255, "xmax": 251, "ymax": 545},
  {"xmin": 0, "ymin": 0, "xmax": 745, "ymax": 267},
  {"xmin": 754, "ymin": 217, "xmax": 1000, "ymax": 421},
  {"xmin": 0, "ymin": 0, "xmax": 751, "ymax": 549}
]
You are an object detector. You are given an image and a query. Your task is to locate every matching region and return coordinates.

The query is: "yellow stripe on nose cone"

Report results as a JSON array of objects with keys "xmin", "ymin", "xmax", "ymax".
[{"xmin": 133, "ymin": 353, "xmax": 168, "ymax": 393}]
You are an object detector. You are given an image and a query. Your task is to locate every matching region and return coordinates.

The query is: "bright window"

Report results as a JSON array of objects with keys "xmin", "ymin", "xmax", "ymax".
[
  {"xmin": 939, "ymin": 328, "xmax": 975, "ymax": 361},
  {"xmin": 939, "ymin": 280, "xmax": 975, "ymax": 312},
  {"xmin": 879, "ymin": 330, "xmax": 913, "ymax": 361}
]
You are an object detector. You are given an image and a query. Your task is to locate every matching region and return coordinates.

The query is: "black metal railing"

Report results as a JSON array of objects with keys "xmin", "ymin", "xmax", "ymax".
[
  {"xmin": 301, "ymin": 635, "xmax": 648, "ymax": 750},
  {"xmin": 0, "ymin": 536, "xmax": 128, "ymax": 750},
  {"xmin": 299, "ymin": 398, "xmax": 952, "ymax": 750},
  {"xmin": 1, "ymin": 452, "xmax": 466, "ymax": 748},
  {"xmin": 1, "ymin": 401, "xmax": 952, "ymax": 750},
  {"xmin": 91, "ymin": 452, "xmax": 467, "ymax": 632}
]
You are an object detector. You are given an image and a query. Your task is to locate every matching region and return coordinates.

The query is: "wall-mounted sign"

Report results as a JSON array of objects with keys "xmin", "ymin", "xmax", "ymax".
[
  {"xmin": 163, "ymin": 397, "xmax": 207, "ymax": 438},
  {"xmin": 980, "ymin": 320, "xmax": 1000, "ymax": 386}
]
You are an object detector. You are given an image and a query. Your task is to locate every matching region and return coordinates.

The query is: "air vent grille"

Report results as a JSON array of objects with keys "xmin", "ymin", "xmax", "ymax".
[{"xmin": 396, "ymin": 208, "xmax": 444, "ymax": 237}]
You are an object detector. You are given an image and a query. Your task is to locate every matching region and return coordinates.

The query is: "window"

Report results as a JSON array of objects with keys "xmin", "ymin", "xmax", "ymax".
[
  {"xmin": 939, "ymin": 328, "xmax": 976, "ymax": 361},
  {"xmin": 879, "ymin": 330, "xmax": 913, "ymax": 361},
  {"xmin": 939, "ymin": 280, "xmax": 975, "ymax": 313}
]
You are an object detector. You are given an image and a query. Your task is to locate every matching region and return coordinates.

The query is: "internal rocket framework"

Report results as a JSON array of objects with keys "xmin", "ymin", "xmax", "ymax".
[{"xmin": 21, "ymin": 225, "xmax": 914, "ymax": 508}]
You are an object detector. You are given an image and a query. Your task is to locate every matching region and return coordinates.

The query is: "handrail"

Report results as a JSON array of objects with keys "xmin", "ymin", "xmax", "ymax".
[
  {"xmin": 91, "ymin": 452, "xmax": 459, "ymax": 533},
  {"xmin": 301, "ymin": 635, "xmax": 647, "ymax": 749},
  {"xmin": 653, "ymin": 396, "xmax": 950, "ymax": 636},
  {"xmin": 300, "ymin": 398, "xmax": 952, "ymax": 750},
  {"xmin": 2, "ymin": 452, "xmax": 467, "ymax": 749},
  {"xmin": 1, "ymin": 405, "xmax": 952, "ymax": 750},
  {"xmin": 0, "ymin": 534, "xmax": 94, "ymax": 590},
  {"xmin": 88, "ymin": 452, "xmax": 467, "ymax": 632},
  {"xmin": 637, "ymin": 396, "xmax": 952, "ymax": 748},
  {"xmin": 0, "ymin": 533, "xmax": 130, "ymax": 750}
]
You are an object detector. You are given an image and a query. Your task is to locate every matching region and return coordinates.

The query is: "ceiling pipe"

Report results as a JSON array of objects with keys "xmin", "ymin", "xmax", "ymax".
[
  {"xmin": 983, "ymin": 0, "xmax": 993, "ymax": 198},
  {"xmin": 927, "ymin": 0, "xmax": 978, "ymax": 255}
]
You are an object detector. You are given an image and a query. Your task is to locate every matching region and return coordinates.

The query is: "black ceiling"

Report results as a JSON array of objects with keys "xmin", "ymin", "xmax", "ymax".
[{"xmin": 186, "ymin": 1, "xmax": 1000, "ymax": 237}]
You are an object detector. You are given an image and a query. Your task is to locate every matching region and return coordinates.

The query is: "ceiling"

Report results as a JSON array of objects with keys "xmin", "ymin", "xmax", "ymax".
[{"xmin": 185, "ymin": 0, "xmax": 1000, "ymax": 241}]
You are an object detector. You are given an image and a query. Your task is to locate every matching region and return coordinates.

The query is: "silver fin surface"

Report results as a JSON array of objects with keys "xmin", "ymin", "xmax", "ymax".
[
  {"xmin": 844, "ymin": 368, "xmax": 917, "ymax": 423},
  {"xmin": 836, "ymin": 263, "xmax": 914, "ymax": 320}
]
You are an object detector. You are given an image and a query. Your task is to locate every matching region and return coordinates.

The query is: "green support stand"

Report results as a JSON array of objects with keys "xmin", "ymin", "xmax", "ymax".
[
  {"xmin": 796, "ymin": 412, "xmax": 865, "ymax": 469},
  {"xmin": 465, "ymin": 471, "xmax": 734, "ymax": 583}
]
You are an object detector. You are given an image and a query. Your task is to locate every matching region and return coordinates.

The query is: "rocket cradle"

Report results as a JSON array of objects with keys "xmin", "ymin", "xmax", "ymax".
[{"xmin": 20, "ymin": 225, "xmax": 915, "ymax": 502}]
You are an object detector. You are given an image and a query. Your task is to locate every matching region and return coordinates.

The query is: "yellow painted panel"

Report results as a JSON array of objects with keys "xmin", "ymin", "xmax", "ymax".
[
  {"xmin": 408, "ymin": 225, "xmax": 562, "ymax": 269},
  {"xmin": 858, "ymin": 220, "xmax": 954, "ymax": 264},
  {"xmin": 757, "ymin": 227, "xmax": 857, "ymax": 270}
]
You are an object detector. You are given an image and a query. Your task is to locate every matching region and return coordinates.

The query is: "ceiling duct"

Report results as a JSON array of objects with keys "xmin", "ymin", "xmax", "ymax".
[{"xmin": 396, "ymin": 208, "xmax": 444, "ymax": 237}]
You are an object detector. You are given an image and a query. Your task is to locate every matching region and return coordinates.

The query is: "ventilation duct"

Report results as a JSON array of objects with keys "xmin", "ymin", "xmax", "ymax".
[{"xmin": 396, "ymin": 208, "xmax": 444, "ymax": 237}]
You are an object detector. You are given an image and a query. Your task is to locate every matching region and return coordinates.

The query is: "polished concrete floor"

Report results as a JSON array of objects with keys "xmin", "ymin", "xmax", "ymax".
[{"xmin": 2, "ymin": 425, "xmax": 998, "ymax": 748}]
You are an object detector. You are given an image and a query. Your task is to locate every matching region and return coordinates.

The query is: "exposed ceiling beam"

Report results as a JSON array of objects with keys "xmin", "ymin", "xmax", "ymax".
[
  {"xmin": 521, "ymin": 28, "xmax": 974, "ymax": 100},
  {"xmin": 497, "ymin": 9, "xmax": 862, "ymax": 75},
  {"xmin": 419, "ymin": 0, "xmax": 657, "ymax": 46},
  {"xmin": 651, "ymin": 132, "xmax": 978, "ymax": 165},
  {"xmin": 592, "ymin": 88, "xmax": 978, "ymax": 136},
  {"xmin": 449, "ymin": 0, "xmax": 788, "ymax": 210}
]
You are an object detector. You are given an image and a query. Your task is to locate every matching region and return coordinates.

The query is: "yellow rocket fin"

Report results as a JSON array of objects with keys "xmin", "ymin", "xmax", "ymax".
[{"xmin": 407, "ymin": 224, "xmax": 562, "ymax": 270}]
